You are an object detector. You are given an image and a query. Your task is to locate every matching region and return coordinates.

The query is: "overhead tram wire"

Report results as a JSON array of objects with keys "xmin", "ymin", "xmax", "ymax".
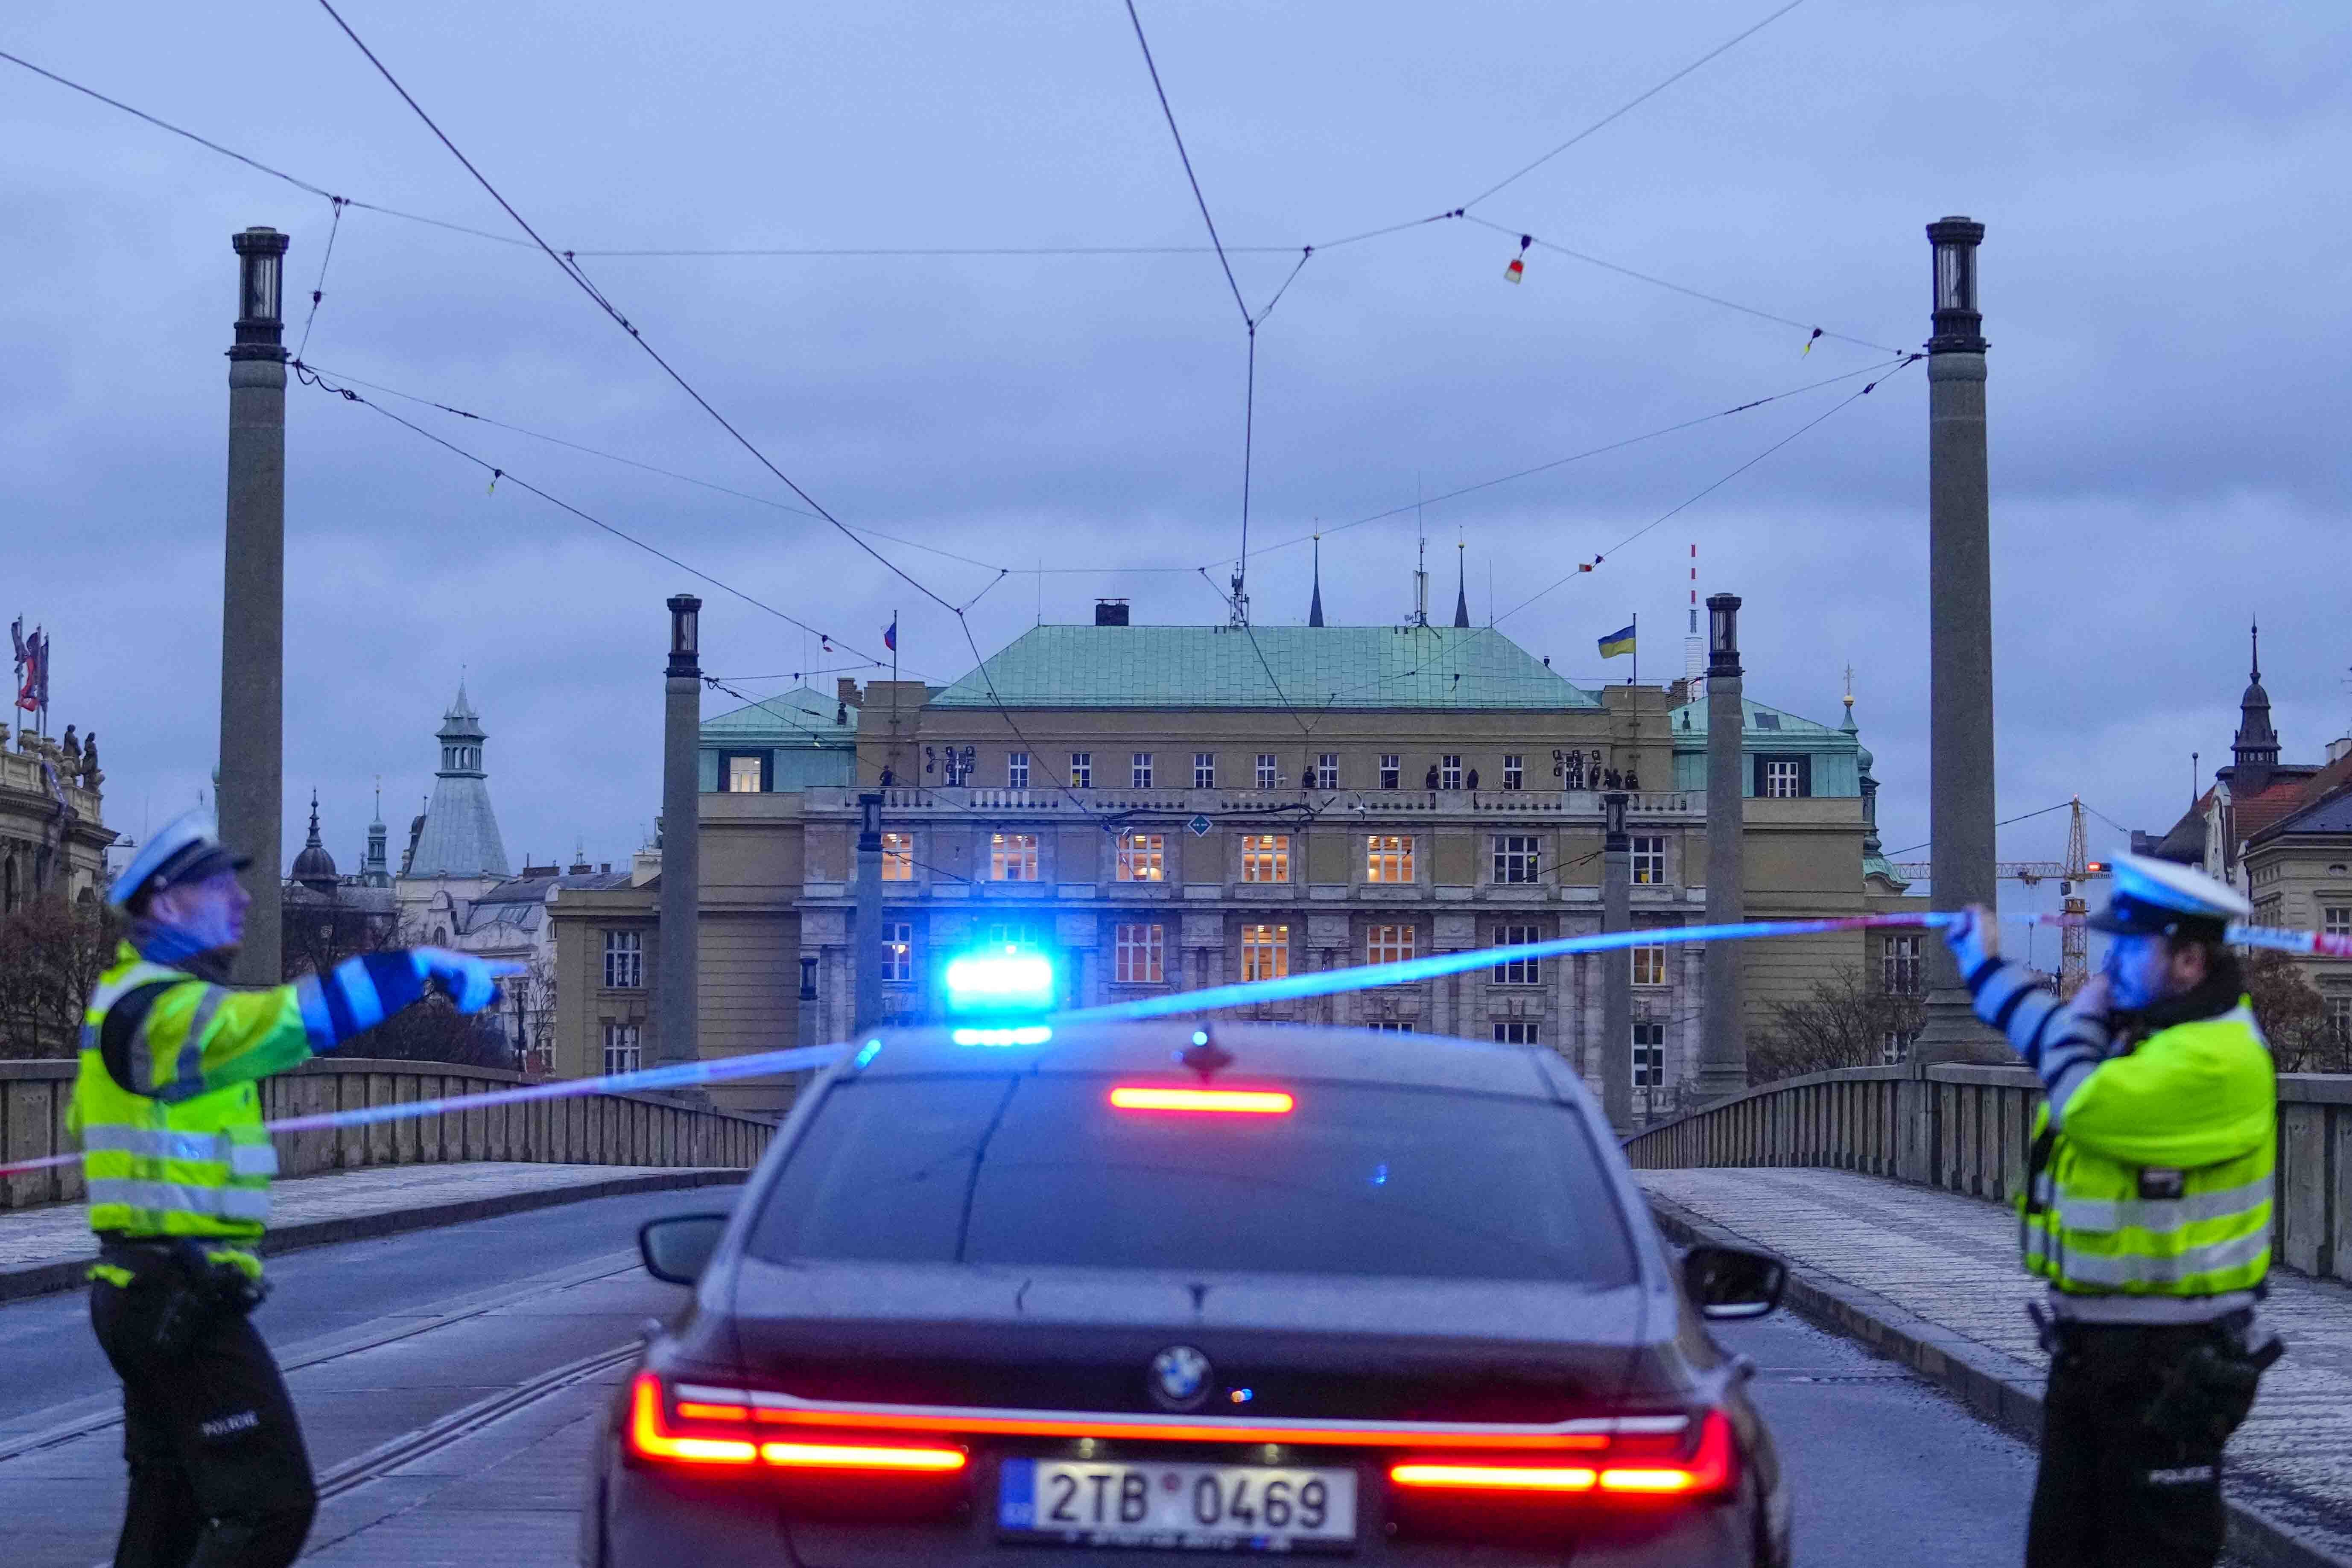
[
  {"xmin": 6, "ymin": 42, "xmax": 1900, "ymax": 356},
  {"xmin": 292, "ymin": 363, "xmax": 895, "ymax": 668},
  {"xmin": 1215, "ymin": 353, "xmax": 1914, "ymax": 572},
  {"xmin": 1493, "ymin": 353, "xmax": 1922, "ymax": 625},
  {"xmin": 295, "ymin": 361, "xmax": 1011, "ymax": 576}
]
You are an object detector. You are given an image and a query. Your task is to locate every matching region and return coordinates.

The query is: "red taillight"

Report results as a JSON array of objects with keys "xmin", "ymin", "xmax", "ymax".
[
  {"xmin": 1390, "ymin": 1410, "xmax": 1736, "ymax": 1500},
  {"xmin": 628, "ymin": 1374, "xmax": 965, "ymax": 1474},
  {"xmin": 1109, "ymin": 1086, "xmax": 1294, "ymax": 1114}
]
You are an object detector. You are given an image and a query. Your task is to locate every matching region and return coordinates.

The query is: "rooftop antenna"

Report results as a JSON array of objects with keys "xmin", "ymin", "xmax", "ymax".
[
  {"xmin": 1683, "ymin": 543, "xmax": 1706, "ymax": 701},
  {"xmin": 1410, "ymin": 475, "xmax": 1429, "ymax": 628}
]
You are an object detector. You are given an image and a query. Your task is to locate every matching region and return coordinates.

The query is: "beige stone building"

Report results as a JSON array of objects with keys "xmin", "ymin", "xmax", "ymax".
[
  {"xmin": 552, "ymin": 617, "xmax": 1920, "ymax": 1118},
  {"xmin": 2, "ymin": 726, "xmax": 111, "ymax": 913}
]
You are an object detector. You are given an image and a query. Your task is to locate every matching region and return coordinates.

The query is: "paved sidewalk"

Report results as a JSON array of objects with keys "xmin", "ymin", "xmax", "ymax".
[
  {"xmin": 1640, "ymin": 1168, "xmax": 2352, "ymax": 1567},
  {"xmin": 0, "ymin": 1162, "xmax": 742, "ymax": 1302}
]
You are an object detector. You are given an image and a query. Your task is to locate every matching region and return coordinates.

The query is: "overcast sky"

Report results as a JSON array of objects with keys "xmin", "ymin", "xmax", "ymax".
[{"xmin": 6, "ymin": 0, "xmax": 2346, "ymax": 926}]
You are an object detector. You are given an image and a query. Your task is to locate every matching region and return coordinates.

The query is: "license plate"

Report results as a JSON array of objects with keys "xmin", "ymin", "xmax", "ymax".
[{"xmin": 998, "ymin": 1457, "xmax": 1358, "ymax": 1553}]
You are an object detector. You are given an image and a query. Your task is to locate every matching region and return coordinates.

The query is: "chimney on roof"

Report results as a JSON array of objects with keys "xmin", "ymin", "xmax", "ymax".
[{"xmin": 1094, "ymin": 599, "xmax": 1130, "ymax": 627}]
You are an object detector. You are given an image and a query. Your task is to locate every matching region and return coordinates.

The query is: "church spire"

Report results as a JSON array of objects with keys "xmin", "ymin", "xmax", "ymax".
[
  {"xmin": 2231, "ymin": 619, "xmax": 2279, "ymax": 782},
  {"xmin": 1452, "ymin": 541, "xmax": 1470, "ymax": 628},
  {"xmin": 1308, "ymin": 534, "xmax": 1325, "ymax": 628}
]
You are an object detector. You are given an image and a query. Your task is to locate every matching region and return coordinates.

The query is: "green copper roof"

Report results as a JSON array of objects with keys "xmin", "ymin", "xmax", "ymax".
[
  {"xmin": 1669, "ymin": 695, "xmax": 1847, "ymax": 743},
  {"xmin": 929, "ymin": 625, "xmax": 1601, "ymax": 711},
  {"xmin": 702, "ymin": 687, "xmax": 848, "ymax": 744}
]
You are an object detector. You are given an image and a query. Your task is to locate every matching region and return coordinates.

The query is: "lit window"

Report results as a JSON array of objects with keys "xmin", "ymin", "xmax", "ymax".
[
  {"xmin": 1632, "ymin": 835, "xmax": 1665, "ymax": 885},
  {"xmin": 1632, "ymin": 942, "xmax": 1668, "ymax": 988},
  {"xmin": 1762, "ymin": 759, "xmax": 1804, "ymax": 798},
  {"xmin": 1368, "ymin": 924, "xmax": 1417, "ymax": 966},
  {"xmin": 1132, "ymin": 753, "xmax": 1154, "ymax": 789},
  {"xmin": 1256, "ymin": 753, "xmax": 1278, "ymax": 789},
  {"xmin": 881, "ymin": 831, "xmax": 913, "ymax": 882},
  {"xmin": 1379, "ymin": 754, "xmax": 1400, "ymax": 790},
  {"xmin": 1069, "ymin": 752, "xmax": 1093, "ymax": 788},
  {"xmin": 602, "ymin": 1021, "xmax": 642, "ymax": 1076},
  {"xmin": 2327, "ymin": 907, "xmax": 2352, "ymax": 938},
  {"xmin": 1315, "ymin": 753, "xmax": 1339, "ymax": 790},
  {"xmin": 1632, "ymin": 1022, "xmax": 1665, "ymax": 1086},
  {"xmin": 1494, "ymin": 1021, "xmax": 1540, "ymax": 1046},
  {"xmin": 1116, "ymin": 832, "xmax": 1165, "ymax": 882},
  {"xmin": 986, "ymin": 922, "xmax": 1034, "ymax": 946},
  {"xmin": 882, "ymin": 921, "xmax": 913, "ymax": 982},
  {"xmin": 1502, "ymin": 755, "xmax": 1523, "ymax": 791},
  {"xmin": 1241, "ymin": 834, "xmax": 1290, "ymax": 882},
  {"xmin": 1493, "ymin": 835, "xmax": 1541, "ymax": 884},
  {"xmin": 602, "ymin": 930, "xmax": 642, "ymax": 989},
  {"xmin": 1193, "ymin": 752, "xmax": 1217, "ymax": 789},
  {"xmin": 990, "ymin": 833, "xmax": 1039, "ymax": 881},
  {"xmin": 725, "ymin": 753, "xmax": 765, "ymax": 793},
  {"xmin": 1114, "ymin": 923, "xmax": 1165, "ymax": 984},
  {"xmin": 1440, "ymin": 755, "xmax": 1464, "ymax": 790},
  {"xmin": 1493, "ymin": 924, "xmax": 1540, "ymax": 984},
  {"xmin": 1007, "ymin": 752, "xmax": 1029, "ymax": 789},
  {"xmin": 1366, "ymin": 835, "xmax": 1415, "ymax": 883},
  {"xmin": 1882, "ymin": 934, "xmax": 1923, "ymax": 996},
  {"xmin": 1242, "ymin": 924, "xmax": 1290, "ymax": 981}
]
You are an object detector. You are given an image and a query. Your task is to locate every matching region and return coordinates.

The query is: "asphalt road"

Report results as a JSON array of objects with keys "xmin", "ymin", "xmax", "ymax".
[{"xmin": 0, "ymin": 1195, "xmax": 2243, "ymax": 1566}]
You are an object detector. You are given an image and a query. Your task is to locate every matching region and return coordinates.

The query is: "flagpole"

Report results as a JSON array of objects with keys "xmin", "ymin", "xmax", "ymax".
[
  {"xmin": 891, "ymin": 608, "xmax": 897, "ymax": 687},
  {"xmin": 1630, "ymin": 612, "xmax": 1637, "ymax": 689}
]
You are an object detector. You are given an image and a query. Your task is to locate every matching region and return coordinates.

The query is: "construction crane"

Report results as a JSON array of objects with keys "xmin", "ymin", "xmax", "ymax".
[{"xmin": 1893, "ymin": 798, "xmax": 2111, "ymax": 997}]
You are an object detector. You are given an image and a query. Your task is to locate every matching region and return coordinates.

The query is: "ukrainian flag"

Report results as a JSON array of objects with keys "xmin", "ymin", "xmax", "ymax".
[{"xmin": 1597, "ymin": 624, "xmax": 1636, "ymax": 659}]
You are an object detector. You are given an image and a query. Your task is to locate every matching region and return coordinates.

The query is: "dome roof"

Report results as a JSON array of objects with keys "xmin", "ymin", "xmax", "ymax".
[{"xmin": 291, "ymin": 792, "xmax": 339, "ymax": 888}]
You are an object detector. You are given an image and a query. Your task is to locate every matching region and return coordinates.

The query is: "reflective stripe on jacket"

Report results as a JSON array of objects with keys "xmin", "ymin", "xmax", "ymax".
[
  {"xmin": 2019, "ymin": 1003, "xmax": 2274, "ymax": 1297},
  {"xmin": 67, "ymin": 944, "xmax": 314, "ymax": 1243}
]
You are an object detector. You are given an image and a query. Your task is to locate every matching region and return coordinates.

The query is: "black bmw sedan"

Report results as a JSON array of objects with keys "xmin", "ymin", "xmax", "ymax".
[{"xmin": 582, "ymin": 1021, "xmax": 1791, "ymax": 1566}]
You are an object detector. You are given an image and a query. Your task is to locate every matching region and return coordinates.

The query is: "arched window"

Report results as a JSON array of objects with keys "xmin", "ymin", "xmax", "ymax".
[{"xmin": 433, "ymin": 926, "xmax": 448, "ymax": 944}]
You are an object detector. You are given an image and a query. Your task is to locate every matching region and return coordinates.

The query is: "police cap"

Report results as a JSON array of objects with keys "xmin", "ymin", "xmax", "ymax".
[
  {"xmin": 108, "ymin": 809, "xmax": 253, "ymax": 910},
  {"xmin": 2088, "ymin": 852, "xmax": 2251, "ymax": 941}
]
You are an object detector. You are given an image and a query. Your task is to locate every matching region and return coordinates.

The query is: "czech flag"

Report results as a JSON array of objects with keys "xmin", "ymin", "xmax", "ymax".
[
  {"xmin": 883, "ymin": 619, "xmax": 897, "ymax": 652},
  {"xmin": 1597, "ymin": 624, "xmax": 1636, "ymax": 660}
]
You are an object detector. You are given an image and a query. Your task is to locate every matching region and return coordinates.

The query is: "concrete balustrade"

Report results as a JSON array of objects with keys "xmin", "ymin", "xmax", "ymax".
[
  {"xmin": 0, "ymin": 1057, "xmax": 774, "ymax": 1211},
  {"xmin": 1623, "ymin": 1065, "xmax": 2352, "ymax": 1285}
]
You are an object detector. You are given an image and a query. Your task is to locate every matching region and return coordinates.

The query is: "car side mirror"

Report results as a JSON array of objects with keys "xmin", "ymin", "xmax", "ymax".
[
  {"xmin": 640, "ymin": 1213, "xmax": 729, "ymax": 1285},
  {"xmin": 1683, "ymin": 1243, "xmax": 1786, "ymax": 1320}
]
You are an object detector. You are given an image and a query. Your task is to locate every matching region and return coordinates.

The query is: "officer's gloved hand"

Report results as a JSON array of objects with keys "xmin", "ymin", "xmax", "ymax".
[
  {"xmin": 411, "ymin": 948, "xmax": 526, "ymax": 1015},
  {"xmin": 1941, "ymin": 905, "xmax": 1999, "ymax": 980}
]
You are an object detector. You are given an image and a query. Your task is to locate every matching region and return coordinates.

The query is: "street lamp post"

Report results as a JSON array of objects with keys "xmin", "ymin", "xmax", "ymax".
[
  {"xmin": 1697, "ymin": 593, "xmax": 1749, "ymax": 1099},
  {"xmin": 659, "ymin": 595, "xmax": 702, "ymax": 1080},
  {"xmin": 219, "ymin": 226, "xmax": 289, "ymax": 985},
  {"xmin": 1914, "ymin": 216, "xmax": 2007, "ymax": 1067}
]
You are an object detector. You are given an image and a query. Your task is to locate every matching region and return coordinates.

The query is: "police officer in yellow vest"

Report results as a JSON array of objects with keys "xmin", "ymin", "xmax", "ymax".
[
  {"xmin": 1943, "ymin": 853, "xmax": 2282, "ymax": 1568},
  {"xmin": 72, "ymin": 811, "xmax": 514, "ymax": 1568}
]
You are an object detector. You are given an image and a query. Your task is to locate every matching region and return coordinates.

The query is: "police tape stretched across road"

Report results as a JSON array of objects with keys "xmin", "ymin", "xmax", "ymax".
[{"xmin": 5, "ymin": 902, "xmax": 2349, "ymax": 1183}]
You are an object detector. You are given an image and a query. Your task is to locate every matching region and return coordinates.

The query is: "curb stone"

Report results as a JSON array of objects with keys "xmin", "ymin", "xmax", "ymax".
[
  {"xmin": 0, "ymin": 1168, "xmax": 743, "ymax": 1305},
  {"xmin": 1647, "ymin": 1190, "xmax": 2350, "ymax": 1568}
]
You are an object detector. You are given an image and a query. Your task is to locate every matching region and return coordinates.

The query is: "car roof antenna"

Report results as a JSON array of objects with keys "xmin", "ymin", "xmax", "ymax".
[{"xmin": 1178, "ymin": 1030, "xmax": 1234, "ymax": 1082}]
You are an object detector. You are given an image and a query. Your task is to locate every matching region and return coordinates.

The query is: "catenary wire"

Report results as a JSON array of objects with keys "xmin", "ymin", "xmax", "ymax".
[
  {"xmin": 294, "ymin": 197, "xmax": 346, "ymax": 360},
  {"xmin": 1458, "ymin": 0, "xmax": 1811, "ymax": 209},
  {"xmin": 293, "ymin": 362, "xmax": 895, "ymax": 668},
  {"xmin": 1219, "ymin": 354, "xmax": 1913, "ymax": 569},
  {"xmin": 1493, "ymin": 354, "xmax": 1920, "ymax": 624}
]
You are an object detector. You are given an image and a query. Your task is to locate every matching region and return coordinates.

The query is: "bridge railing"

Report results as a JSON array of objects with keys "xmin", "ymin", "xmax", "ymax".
[
  {"xmin": 1623, "ymin": 1066, "xmax": 2352, "ymax": 1285},
  {"xmin": 0, "ymin": 1057, "xmax": 776, "ymax": 1211}
]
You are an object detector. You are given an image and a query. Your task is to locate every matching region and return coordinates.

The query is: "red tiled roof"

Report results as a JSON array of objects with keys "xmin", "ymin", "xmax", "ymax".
[{"xmin": 2246, "ymin": 751, "xmax": 2352, "ymax": 848}]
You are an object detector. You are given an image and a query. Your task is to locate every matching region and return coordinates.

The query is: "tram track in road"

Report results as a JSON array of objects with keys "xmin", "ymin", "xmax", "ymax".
[{"xmin": 0, "ymin": 1251, "xmax": 646, "ymax": 1469}]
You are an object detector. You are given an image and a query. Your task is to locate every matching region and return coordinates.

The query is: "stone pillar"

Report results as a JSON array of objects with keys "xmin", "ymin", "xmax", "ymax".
[
  {"xmin": 1601, "ymin": 791, "xmax": 1633, "ymax": 1133},
  {"xmin": 854, "ymin": 793, "xmax": 884, "ymax": 1030},
  {"xmin": 1698, "ymin": 594, "xmax": 1749, "ymax": 1100},
  {"xmin": 219, "ymin": 227, "xmax": 288, "ymax": 986},
  {"xmin": 1914, "ymin": 216, "xmax": 2008, "ymax": 1068},
  {"xmin": 659, "ymin": 596, "xmax": 702, "ymax": 1076}
]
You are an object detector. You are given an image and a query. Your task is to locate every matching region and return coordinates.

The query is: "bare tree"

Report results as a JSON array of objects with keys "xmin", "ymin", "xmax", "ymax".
[
  {"xmin": 1747, "ymin": 965, "xmax": 1925, "ymax": 1086},
  {"xmin": 2244, "ymin": 949, "xmax": 2343, "ymax": 1073},
  {"xmin": 0, "ymin": 893, "xmax": 120, "ymax": 1058}
]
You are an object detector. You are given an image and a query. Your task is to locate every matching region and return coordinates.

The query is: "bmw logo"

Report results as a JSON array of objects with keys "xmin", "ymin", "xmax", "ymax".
[{"xmin": 1148, "ymin": 1345, "xmax": 1213, "ymax": 1411}]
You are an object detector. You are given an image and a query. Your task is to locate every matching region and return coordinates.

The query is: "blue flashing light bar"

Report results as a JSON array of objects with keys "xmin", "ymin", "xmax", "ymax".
[
  {"xmin": 944, "ymin": 946, "xmax": 1056, "ymax": 1016},
  {"xmin": 951, "ymin": 1025, "xmax": 1054, "ymax": 1047}
]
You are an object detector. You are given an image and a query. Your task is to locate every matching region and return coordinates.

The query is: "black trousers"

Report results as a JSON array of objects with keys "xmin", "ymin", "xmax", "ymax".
[
  {"xmin": 90, "ymin": 1275, "xmax": 317, "ymax": 1568},
  {"xmin": 2027, "ymin": 1322, "xmax": 2228, "ymax": 1568}
]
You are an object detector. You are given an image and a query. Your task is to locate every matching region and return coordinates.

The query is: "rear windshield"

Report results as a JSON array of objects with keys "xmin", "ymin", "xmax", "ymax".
[{"xmin": 744, "ymin": 1073, "xmax": 1635, "ymax": 1285}]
